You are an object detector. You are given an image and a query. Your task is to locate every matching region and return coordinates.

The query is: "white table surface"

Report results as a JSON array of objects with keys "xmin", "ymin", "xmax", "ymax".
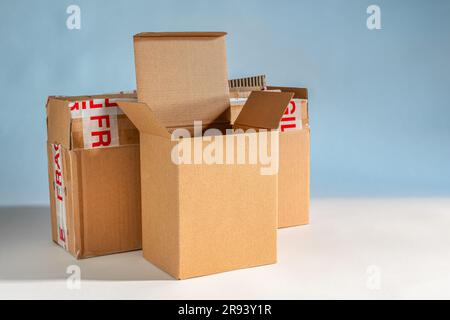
[{"xmin": 1, "ymin": 198, "xmax": 450, "ymax": 300}]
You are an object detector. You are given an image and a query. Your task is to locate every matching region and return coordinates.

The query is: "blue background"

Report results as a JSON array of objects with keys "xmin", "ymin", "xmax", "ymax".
[{"xmin": 0, "ymin": 0, "xmax": 449, "ymax": 206}]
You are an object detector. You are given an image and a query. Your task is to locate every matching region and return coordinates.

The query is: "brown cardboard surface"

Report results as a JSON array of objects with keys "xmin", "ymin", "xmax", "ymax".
[
  {"xmin": 46, "ymin": 98, "xmax": 72, "ymax": 149},
  {"xmin": 131, "ymin": 129, "xmax": 277, "ymax": 279},
  {"xmin": 76, "ymin": 146, "xmax": 142, "ymax": 257},
  {"xmin": 278, "ymin": 129, "xmax": 310, "ymax": 227},
  {"xmin": 227, "ymin": 84, "xmax": 310, "ymax": 228},
  {"xmin": 178, "ymin": 142, "xmax": 277, "ymax": 278},
  {"xmin": 118, "ymin": 99, "xmax": 278, "ymax": 279},
  {"xmin": 46, "ymin": 93, "xmax": 142, "ymax": 258},
  {"xmin": 234, "ymin": 91, "xmax": 294, "ymax": 130},
  {"xmin": 46, "ymin": 144, "xmax": 142, "ymax": 258},
  {"xmin": 133, "ymin": 32, "xmax": 230, "ymax": 127},
  {"xmin": 139, "ymin": 134, "xmax": 180, "ymax": 277}
]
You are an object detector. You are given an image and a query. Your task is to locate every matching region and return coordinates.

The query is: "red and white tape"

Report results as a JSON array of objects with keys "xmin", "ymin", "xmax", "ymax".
[
  {"xmin": 69, "ymin": 98, "xmax": 134, "ymax": 149},
  {"xmin": 279, "ymin": 99, "xmax": 305, "ymax": 132},
  {"xmin": 51, "ymin": 143, "xmax": 68, "ymax": 250}
]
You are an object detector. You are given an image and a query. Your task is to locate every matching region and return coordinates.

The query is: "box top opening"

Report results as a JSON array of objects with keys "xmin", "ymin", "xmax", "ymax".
[{"xmin": 119, "ymin": 91, "xmax": 294, "ymax": 138}]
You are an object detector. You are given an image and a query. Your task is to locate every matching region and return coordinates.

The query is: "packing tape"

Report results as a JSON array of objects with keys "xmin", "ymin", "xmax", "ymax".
[
  {"xmin": 68, "ymin": 98, "xmax": 133, "ymax": 149},
  {"xmin": 51, "ymin": 143, "xmax": 68, "ymax": 250},
  {"xmin": 279, "ymin": 99, "xmax": 305, "ymax": 132}
]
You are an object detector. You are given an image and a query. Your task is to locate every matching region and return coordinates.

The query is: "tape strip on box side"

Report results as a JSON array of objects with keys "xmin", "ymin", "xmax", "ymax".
[{"xmin": 50, "ymin": 143, "xmax": 69, "ymax": 250}]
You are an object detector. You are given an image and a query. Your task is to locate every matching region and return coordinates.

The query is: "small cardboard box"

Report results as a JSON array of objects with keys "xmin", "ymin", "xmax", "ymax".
[
  {"xmin": 229, "ymin": 79, "xmax": 310, "ymax": 228},
  {"xmin": 119, "ymin": 32, "xmax": 291, "ymax": 279},
  {"xmin": 46, "ymin": 92, "xmax": 142, "ymax": 258}
]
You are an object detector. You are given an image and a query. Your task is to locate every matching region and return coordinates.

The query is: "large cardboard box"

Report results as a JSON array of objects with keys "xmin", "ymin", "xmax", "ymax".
[
  {"xmin": 46, "ymin": 92, "xmax": 142, "ymax": 258},
  {"xmin": 229, "ymin": 80, "xmax": 310, "ymax": 228},
  {"xmin": 119, "ymin": 32, "xmax": 290, "ymax": 279}
]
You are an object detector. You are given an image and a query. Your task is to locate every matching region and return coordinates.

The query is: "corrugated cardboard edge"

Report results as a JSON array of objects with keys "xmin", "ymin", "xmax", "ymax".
[
  {"xmin": 134, "ymin": 32, "xmax": 227, "ymax": 38},
  {"xmin": 69, "ymin": 149, "xmax": 84, "ymax": 258},
  {"xmin": 229, "ymin": 75, "xmax": 266, "ymax": 91}
]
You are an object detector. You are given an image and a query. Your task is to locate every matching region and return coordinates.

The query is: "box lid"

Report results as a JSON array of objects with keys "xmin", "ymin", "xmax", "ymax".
[
  {"xmin": 234, "ymin": 91, "xmax": 294, "ymax": 130},
  {"xmin": 135, "ymin": 32, "xmax": 227, "ymax": 38},
  {"xmin": 267, "ymin": 86, "xmax": 308, "ymax": 99},
  {"xmin": 134, "ymin": 32, "xmax": 230, "ymax": 128}
]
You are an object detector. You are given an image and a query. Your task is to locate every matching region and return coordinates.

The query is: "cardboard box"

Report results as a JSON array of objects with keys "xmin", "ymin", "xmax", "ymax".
[
  {"xmin": 229, "ymin": 79, "xmax": 310, "ymax": 228},
  {"xmin": 46, "ymin": 92, "xmax": 142, "ymax": 258},
  {"xmin": 119, "ymin": 32, "xmax": 291, "ymax": 279}
]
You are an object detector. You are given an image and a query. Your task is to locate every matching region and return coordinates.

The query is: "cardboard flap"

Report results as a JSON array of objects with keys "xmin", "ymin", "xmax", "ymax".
[
  {"xmin": 133, "ymin": 31, "xmax": 230, "ymax": 128},
  {"xmin": 117, "ymin": 101, "xmax": 170, "ymax": 138},
  {"xmin": 267, "ymin": 86, "xmax": 308, "ymax": 99},
  {"xmin": 267, "ymin": 86, "xmax": 308, "ymax": 120},
  {"xmin": 46, "ymin": 97, "xmax": 71, "ymax": 149},
  {"xmin": 135, "ymin": 32, "xmax": 227, "ymax": 38},
  {"xmin": 234, "ymin": 91, "xmax": 294, "ymax": 130}
]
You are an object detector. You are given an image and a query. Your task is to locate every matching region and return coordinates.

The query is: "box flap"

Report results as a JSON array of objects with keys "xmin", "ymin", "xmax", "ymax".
[
  {"xmin": 267, "ymin": 86, "xmax": 308, "ymax": 121},
  {"xmin": 135, "ymin": 32, "xmax": 227, "ymax": 38},
  {"xmin": 46, "ymin": 97, "xmax": 71, "ymax": 149},
  {"xmin": 54, "ymin": 91, "xmax": 137, "ymax": 102},
  {"xmin": 234, "ymin": 91, "xmax": 294, "ymax": 130},
  {"xmin": 134, "ymin": 31, "xmax": 230, "ymax": 128},
  {"xmin": 117, "ymin": 101, "xmax": 170, "ymax": 138},
  {"xmin": 267, "ymin": 86, "xmax": 308, "ymax": 99}
]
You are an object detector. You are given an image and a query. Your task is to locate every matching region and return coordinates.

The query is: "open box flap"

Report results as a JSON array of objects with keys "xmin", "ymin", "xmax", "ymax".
[
  {"xmin": 135, "ymin": 32, "xmax": 227, "ymax": 38},
  {"xmin": 267, "ymin": 86, "xmax": 308, "ymax": 99},
  {"xmin": 118, "ymin": 101, "xmax": 170, "ymax": 139},
  {"xmin": 46, "ymin": 97, "xmax": 71, "ymax": 149},
  {"xmin": 267, "ymin": 86, "xmax": 308, "ymax": 120},
  {"xmin": 233, "ymin": 91, "xmax": 294, "ymax": 130},
  {"xmin": 54, "ymin": 91, "xmax": 137, "ymax": 102},
  {"xmin": 133, "ymin": 32, "xmax": 230, "ymax": 128}
]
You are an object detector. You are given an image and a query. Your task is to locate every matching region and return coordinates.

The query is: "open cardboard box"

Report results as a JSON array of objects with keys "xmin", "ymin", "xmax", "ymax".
[
  {"xmin": 229, "ymin": 79, "xmax": 310, "ymax": 228},
  {"xmin": 46, "ymin": 92, "xmax": 142, "ymax": 258},
  {"xmin": 118, "ymin": 32, "xmax": 297, "ymax": 279}
]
